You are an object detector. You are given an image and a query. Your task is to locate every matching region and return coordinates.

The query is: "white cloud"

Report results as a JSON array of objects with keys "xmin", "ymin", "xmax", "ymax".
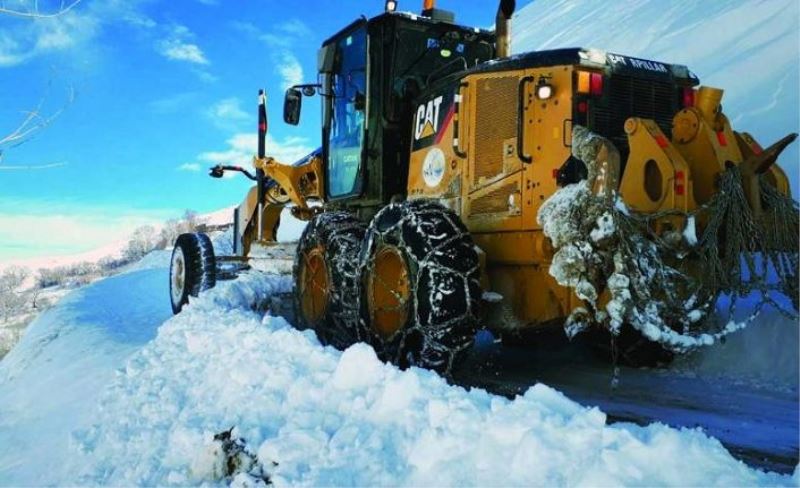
[
  {"xmin": 207, "ymin": 97, "xmax": 248, "ymax": 122},
  {"xmin": 178, "ymin": 163, "xmax": 202, "ymax": 172},
  {"xmin": 156, "ymin": 24, "xmax": 209, "ymax": 65},
  {"xmin": 198, "ymin": 133, "xmax": 314, "ymax": 168},
  {"xmin": 0, "ymin": 34, "xmax": 27, "ymax": 66},
  {"xmin": 234, "ymin": 20, "xmax": 308, "ymax": 90},
  {"xmin": 0, "ymin": 10, "xmax": 99, "ymax": 67},
  {"xmin": 158, "ymin": 39, "xmax": 208, "ymax": 65},
  {"xmin": 0, "ymin": 204, "xmax": 170, "ymax": 262},
  {"xmin": 277, "ymin": 53, "xmax": 304, "ymax": 90},
  {"xmin": 280, "ymin": 19, "xmax": 312, "ymax": 37}
]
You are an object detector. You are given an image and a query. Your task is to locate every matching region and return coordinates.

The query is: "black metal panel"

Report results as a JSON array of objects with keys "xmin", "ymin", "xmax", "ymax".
[{"xmin": 591, "ymin": 74, "xmax": 679, "ymax": 163}]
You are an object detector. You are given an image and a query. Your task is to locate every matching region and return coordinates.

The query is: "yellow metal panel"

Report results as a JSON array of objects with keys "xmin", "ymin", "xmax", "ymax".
[
  {"xmin": 472, "ymin": 231, "xmax": 553, "ymax": 265},
  {"xmin": 524, "ymin": 66, "xmax": 573, "ymax": 230},
  {"xmin": 485, "ymin": 264, "xmax": 571, "ymax": 327},
  {"xmin": 620, "ymin": 117, "xmax": 696, "ymax": 215},
  {"xmin": 670, "ymin": 87, "xmax": 744, "ymax": 205}
]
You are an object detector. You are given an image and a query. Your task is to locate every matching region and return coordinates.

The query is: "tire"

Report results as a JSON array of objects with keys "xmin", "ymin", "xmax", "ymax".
[
  {"xmin": 170, "ymin": 233, "xmax": 216, "ymax": 314},
  {"xmin": 293, "ymin": 212, "xmax": 366, "ymax": 349},
  {"xmin": 359, "ymin": 199, "xmax": 482, "ymax": 375}
]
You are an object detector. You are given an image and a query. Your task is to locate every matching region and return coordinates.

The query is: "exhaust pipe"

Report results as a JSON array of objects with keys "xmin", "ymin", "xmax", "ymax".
[{"xmin": 496, "ymin": 0, "xmax": 516, "ymax": 58}]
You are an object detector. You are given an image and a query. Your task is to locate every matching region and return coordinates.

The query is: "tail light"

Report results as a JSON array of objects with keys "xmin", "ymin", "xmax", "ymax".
[
  {"xmin": 589, "ymin": 73, "xmax": 603, "ymax": 95},
  {"xmin": 682, "ymin": 87, "xmax": 695, "ymax": 108},
  {"xmin": 577, "ymin": 71, "xmax": 604, "ymax": 96},
  {"xmin": 674, "ymin": 170, "xmax": 685, "ymax": 196}
]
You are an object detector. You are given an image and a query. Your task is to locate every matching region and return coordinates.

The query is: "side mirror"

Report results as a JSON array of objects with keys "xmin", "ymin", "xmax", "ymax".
[{"xmin": 283, "ymin": 88, "xmax": 302, "ymax": 125}]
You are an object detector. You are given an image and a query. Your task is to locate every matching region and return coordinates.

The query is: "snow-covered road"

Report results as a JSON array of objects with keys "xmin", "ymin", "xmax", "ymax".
[
  {"xmin": 0, "ymin": 267, "xmax": 172, "ymax": 484},
  {"xmin": 455, "ymin": 325, "xmax": 799, "ymax": 474},
  {"xmin": 0, "ymin": 257, "xmax": 797, "ymax": 486}
]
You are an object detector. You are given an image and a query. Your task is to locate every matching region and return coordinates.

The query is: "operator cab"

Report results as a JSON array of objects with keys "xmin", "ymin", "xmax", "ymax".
[{"xmin": 284, "ymin": 6, "xmax": 495, "ymax": 215}]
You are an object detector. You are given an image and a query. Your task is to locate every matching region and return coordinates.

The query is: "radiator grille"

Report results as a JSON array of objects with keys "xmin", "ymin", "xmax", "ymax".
[
  {"xmin": 592, "ymin": 75, "xmax": 678, "ymax": 162},
  {"xmin": 474, "ymin": 76, "xmax": 519, "ymax": 184}
]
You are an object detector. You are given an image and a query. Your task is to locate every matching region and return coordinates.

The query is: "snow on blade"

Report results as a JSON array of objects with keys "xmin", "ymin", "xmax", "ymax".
[
  {"xmin": 64, "ymin": 273, "xmax": 788, "ymax": 486},
  {"xmin": 537, "ymin": 179, "xmax": 753, "ymax": 351}
]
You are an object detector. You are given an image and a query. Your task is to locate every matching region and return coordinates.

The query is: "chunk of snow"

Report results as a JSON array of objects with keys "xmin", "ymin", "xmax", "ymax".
[
  {"xmin": 683, "ymin": 216, "xmax": 698, "ymax": 246},
  {"xmin": 481, "ymin": 291, "xmax": 504, "ymax": 303},
  {"xmin": 590, "ymin": 212, "xmax": 616, "ymax": 243}
]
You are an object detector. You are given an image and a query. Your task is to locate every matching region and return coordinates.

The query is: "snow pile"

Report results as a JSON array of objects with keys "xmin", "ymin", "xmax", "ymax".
[{"xmin": 67, "ymin": 272, "xmax": 791, "ymax": 486}]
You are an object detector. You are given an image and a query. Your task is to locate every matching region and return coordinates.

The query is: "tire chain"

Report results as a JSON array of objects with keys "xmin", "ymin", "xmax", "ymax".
[{"xmin": 359, "ymin": 199, "xmax": 481, "ymax": 375}]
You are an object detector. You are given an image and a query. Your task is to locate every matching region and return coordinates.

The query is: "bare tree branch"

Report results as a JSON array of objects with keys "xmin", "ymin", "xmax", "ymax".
[
  {"xmin": 0, "ymin": 83, "xmax": 74, "ymax": 170},
  {"xmin": 0, "ymin": 2, "xmax": 83, "ymax": 170},
  {"xmin": 0, "ymin": 0, "xmax": 83, "ymax": 19}
]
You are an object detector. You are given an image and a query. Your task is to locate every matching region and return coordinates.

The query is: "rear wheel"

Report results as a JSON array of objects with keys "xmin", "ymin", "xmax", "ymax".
[
  {"xmin": 293, "ymin": 212, "xmax": 366, "ymax": 349},
  {"xmin": 359, "ymin": 200, "xmax": 482, "ymax": 375},
  {"xmin": 170, "ymin": 233, "xmax": 216, "ymax": 314}
]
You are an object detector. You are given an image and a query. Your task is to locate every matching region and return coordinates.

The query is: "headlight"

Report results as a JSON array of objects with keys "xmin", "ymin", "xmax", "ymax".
[{"xmin": 536, "ymin": 81, "xmax": 553, "ymax": 100}]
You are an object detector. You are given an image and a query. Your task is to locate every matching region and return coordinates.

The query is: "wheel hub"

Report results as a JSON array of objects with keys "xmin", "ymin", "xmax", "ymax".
[
  {"xmin": 170, "ymin": 249, "xmax": 186, "ymax": 305},
  {"xmin": 368, "ymin": 245, "xmax": 410, "ymax": 339},
  {"xmin": 299, "ymin": 246, "xmax": 330, "ymax": 324}
]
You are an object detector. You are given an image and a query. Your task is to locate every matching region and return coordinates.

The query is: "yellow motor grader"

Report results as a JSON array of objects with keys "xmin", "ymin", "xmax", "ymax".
[{"xmin": 169, "ymin": 0, "xmax": 798, "ymax": 373}]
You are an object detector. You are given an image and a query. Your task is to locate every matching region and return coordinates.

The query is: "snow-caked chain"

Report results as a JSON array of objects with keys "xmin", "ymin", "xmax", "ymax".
[
  {"xmin": 293, "ymin": 212, "xmax": 366, "ymax": 349},
  {"xmin": 539, "ymin": 158, "xmax": 798, "ymax": 354},
  {"xmin": 360, "ymin": 200, "xmax": 481, "ymax": 375}
]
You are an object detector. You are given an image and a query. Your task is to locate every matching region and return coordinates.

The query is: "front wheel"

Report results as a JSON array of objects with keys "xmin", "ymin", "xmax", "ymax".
[
  {"xmin": 170, "ymin": 233, "xmax": 216, "ymax": 314},
  {"xmin": 359, "ymin": 200, "xmax": 482, "ymax": 375}
]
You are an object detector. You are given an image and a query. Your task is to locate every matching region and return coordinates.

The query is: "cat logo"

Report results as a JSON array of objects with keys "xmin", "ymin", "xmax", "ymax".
[{"xmin": 414, "ymin": 95, "xmax": 444, "ymax": 140}]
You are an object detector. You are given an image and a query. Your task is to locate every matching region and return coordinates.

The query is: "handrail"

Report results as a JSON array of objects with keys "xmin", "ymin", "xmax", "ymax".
[{"xmin": 517, "ymin": 76, "xmax": 535, "ymax": 164}]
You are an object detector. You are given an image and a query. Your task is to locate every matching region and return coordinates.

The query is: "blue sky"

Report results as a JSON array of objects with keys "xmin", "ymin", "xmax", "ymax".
[{"xmin": 0, "ymin": 0, "xmax": 527, "ymax": 260}]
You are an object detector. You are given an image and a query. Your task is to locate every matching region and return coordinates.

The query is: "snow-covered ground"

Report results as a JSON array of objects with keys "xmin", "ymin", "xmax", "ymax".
[{"xmin": 0, "ymin": 255, "xmax": 794, "ymax": 486}]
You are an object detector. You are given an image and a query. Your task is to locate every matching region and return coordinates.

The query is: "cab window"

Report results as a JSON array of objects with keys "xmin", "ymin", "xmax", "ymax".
[{"xmin": 327, "ymin": 27, "xmax": 367, "ymax": 198}]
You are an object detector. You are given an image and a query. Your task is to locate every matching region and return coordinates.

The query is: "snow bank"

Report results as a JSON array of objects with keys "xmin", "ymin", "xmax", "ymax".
[
  {"xmin": 0, "ymin": 267, "xmax": 173, "ymax": 485},
  {"xmin": 70, "ymin": 274, "xmax": 789, "ymax": 486}
]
